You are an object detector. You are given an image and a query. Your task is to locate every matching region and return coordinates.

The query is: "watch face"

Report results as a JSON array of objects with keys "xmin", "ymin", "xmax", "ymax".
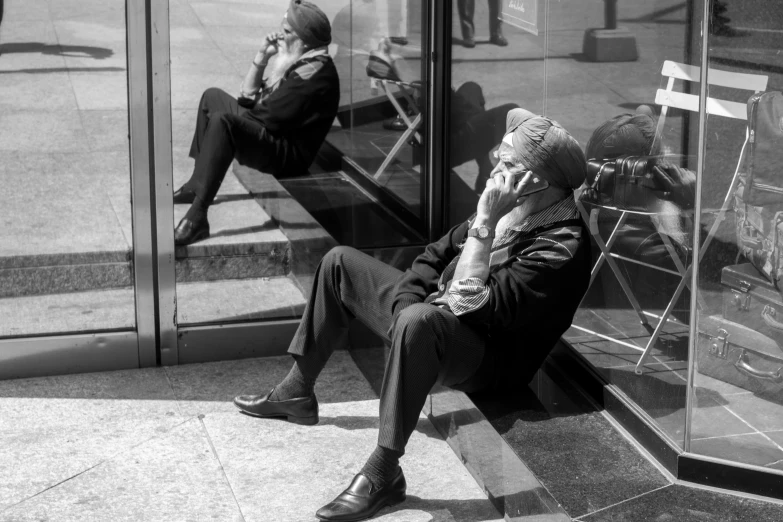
[{"xmin": 478, "ymin": 227, "xmax": 489, "ymax": 239}]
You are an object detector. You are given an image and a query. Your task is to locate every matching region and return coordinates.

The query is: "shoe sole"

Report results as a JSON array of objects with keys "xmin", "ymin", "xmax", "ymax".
[{"xmin": 237, "ymin": 408, "xmax": 319, "ymax": 426}]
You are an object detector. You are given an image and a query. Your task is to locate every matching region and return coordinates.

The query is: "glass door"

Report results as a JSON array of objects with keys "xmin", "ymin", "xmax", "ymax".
[{"xmin": 0, "ymin": 0, "xmax": 156, "ymax": 376}]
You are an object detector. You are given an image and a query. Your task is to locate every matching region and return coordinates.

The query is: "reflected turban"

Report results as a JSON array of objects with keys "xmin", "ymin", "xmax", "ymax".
[
  {"xmin": 505, "ymin": 108, "xmax": 587, "ymax": 191},
  {"xmin": 286, "ymin": 0, "xmax": 332, "ymax": 48}
]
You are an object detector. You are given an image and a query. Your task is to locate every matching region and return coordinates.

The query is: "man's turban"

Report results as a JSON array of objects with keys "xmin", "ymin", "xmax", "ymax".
[
  {"xmin": 505, "ymin": 108, "xmax": 587, "ymax": 191},
  {"xmin": 286, "ymin": 0, "xmax": 332, "ymax": 48}
]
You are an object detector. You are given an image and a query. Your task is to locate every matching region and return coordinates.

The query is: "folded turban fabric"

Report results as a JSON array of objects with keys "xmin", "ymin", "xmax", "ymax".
[
  {"xmin": 505, "ymin": 108, "xmax": 587, "ymax": 191},
  {"xmin": 286, "ymin": 0, "xmax": 332, "ymax": 48},
  {"xmin": 585, "ymin": 106, "xmax": 659, "ymax": 161}
]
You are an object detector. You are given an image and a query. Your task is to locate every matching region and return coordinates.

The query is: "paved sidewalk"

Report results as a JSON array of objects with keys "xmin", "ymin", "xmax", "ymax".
[{"xmin": 0, "ymin": 351, "xmax": 504, "ymax": 521}]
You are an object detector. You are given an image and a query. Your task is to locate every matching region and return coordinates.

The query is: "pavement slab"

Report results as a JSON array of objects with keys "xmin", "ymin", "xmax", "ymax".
[
  {"xmin": 201, "ymin": 399, "xmax": 504, "ymax": 522},
  {"xmin": 0, "ymin": 367, "xmax": 182, "ymax": 511},
  {"xmin": 0, "ymin": 353, "xmax": 503, "ymax": 520},
  {"xmin": 0, "ymin": 419, "xmax": 244, "ymax": 522}
]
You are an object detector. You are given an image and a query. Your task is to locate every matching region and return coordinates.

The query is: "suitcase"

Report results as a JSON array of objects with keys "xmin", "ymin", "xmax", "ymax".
[
  {"xmin": 722, "ymin": 263, "xmax": 783, "ymax": 345},
  {"xmin": 698, "ymin": 262, "xmax": 783, "ymax": 398},
  {"xmin": 697, "ymin": 314, "xmax": 783, "ymax": 399}
]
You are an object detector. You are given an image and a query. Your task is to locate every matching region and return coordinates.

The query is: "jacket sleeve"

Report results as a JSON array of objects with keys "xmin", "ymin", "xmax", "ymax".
[
  {"xmin": 456, "ymin": 228, "xmax": 582, "ymax": 332},
  {"xmin": 391, "ymin": 220, "xmax": 469, "ymax": 315}
]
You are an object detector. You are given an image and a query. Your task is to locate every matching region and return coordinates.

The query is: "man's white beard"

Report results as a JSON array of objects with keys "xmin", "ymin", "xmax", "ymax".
[{"xmin": 265, "ymin": 42, "xmax": 305, "ymax": 89}]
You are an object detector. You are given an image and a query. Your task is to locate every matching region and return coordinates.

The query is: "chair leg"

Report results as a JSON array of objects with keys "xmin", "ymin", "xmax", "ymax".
[{"xmin": 587, "ymin": 208, "xmax": 652, "ymax": 329}]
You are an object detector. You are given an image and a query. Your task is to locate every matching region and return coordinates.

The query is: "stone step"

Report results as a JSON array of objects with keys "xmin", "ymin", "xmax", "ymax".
[
  {"xmin": 0, "ymin": 171, "xmax": 311, "ymax": 298},
  {"xmin": 0, "ymin": 275, "xmax": 307, "ymax": 338}
]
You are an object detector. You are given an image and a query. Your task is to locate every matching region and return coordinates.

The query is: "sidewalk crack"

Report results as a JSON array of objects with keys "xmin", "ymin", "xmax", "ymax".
[
  {"xmin": 198, "ymin": 415, "xmax": 248, "ymax": 522},
  {"xmin": 0, "ymin": 417, "xmax": 195, "ymax": 514}
]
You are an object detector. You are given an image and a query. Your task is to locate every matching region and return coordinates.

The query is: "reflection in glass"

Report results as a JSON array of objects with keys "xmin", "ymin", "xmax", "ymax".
[
  {"xmin": 0, "ymin": 0, "xmax": 134, "ymax": 337},
  {"xmin": 170, "ymin": 1, "xmax": 427, "ymax": 327},
  {"xmin": 552, "ymin": 0, "xmax": 704, "ymax": 448},
  {"xmin": 689, "ymin": 2, "xmax": 783, "ymax": 472}
]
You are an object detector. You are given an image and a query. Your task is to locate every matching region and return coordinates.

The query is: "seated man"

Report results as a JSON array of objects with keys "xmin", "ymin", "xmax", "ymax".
[
  {"xmin": 173, "ymin": 0, "xmax": 340, "ymax": 246},
  {"xmin": 234, "ymin": 108, "xmax": 592, "ymax": 521}
]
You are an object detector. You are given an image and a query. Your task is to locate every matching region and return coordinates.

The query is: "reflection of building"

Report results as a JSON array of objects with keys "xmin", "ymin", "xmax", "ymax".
[{"xmin": 3, "ymin": 0, "xmax": 783, "ymax": 517}]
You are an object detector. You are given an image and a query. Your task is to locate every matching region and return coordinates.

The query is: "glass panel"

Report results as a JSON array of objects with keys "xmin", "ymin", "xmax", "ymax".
[
  {"xmin": 560, "ymin": 0, "xmax": 705, "ymax": 448},
  {"xmin": 169, "ymin": 1, "xmax": 427, "ymax": 327},
  {"xmin": 0, "ymin": 0, "xmax": 135, "ymax": 337},
  {"xmin": 446, "ymin": 0, "xmax": 547, "ymax": 227},
  {"xmin": 689, "ymin": 2, "xmax": 783, "ymax": 471}
]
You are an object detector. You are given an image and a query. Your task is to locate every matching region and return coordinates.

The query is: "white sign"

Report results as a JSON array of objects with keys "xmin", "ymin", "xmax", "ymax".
[{"xmin": 501, "ymin": 0, "xmax": 538, "ymax": 36}]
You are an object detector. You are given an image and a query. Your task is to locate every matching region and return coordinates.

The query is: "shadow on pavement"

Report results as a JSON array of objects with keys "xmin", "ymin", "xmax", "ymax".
[{"xmin": 0, "ymin": 41, "xmax": 114, "ymax": 59}]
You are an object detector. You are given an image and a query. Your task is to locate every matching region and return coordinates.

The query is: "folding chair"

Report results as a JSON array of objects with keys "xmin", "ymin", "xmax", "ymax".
[
  {"xmin": 574, "ymin": 60, "xmax": 768, "ymax": 374},
  {"xmin": 366, "ymin": 53, "xmax": 423, "ymax": 183}
]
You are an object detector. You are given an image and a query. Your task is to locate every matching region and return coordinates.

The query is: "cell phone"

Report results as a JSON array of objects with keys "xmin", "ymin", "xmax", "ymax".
[{"xmin": 516, "ymin": 173, "xmax": 549, "ymax": 197}]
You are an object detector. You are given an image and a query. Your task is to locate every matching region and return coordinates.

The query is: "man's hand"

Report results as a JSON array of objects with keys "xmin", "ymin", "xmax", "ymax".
[
  {"xmin": 476, "ymin": 166, "xmax": 533, "ymax": 226},
  {"xmin": 256, "ymin": 32, "xmax": 283, "ymax": 64}
]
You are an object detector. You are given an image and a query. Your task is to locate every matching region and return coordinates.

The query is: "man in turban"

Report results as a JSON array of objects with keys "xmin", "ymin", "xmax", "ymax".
[
  {"xmin": 173, "ymin": 0, "xmax": 340, "ymax": 246},
  {"xmin": 233, "ymin": 108, "xmax": 592, "ymax": 521}
]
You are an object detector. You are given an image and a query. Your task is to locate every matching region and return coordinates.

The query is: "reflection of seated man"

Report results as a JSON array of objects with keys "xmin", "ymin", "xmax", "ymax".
[
  {"xmin": 580, "ymin": 107, "xmax": 696, "ymax": 312},
  {"xmin": 233, "ymin": 108, "xmax": 592, "ymax": 521},
  {"xmin": 450, "ymin": 82, "xmax": 520, "ymax": 192},
  {"xmin": 173, "ymin": 0, "xmax": 340, "ymax": 246}
]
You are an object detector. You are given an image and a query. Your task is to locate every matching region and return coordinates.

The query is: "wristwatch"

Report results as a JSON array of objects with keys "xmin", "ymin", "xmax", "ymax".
[{"xmin": 467, "ymin": 225, "xmax": 494, "ymax": 240}]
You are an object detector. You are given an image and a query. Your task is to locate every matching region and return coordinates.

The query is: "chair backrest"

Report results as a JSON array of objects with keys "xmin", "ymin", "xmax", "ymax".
[{"xmin": 653, "ymin": 60, "xmax": 768, "ymax": 150}]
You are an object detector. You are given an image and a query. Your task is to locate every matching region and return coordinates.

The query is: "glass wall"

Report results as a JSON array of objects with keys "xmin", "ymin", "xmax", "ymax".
[
  {"xmin": 0, "ymin": 0, "xmax": 136, "ymax": 337},
  {"xmin": 689, "ymin": 0, "xmax": 783, "ymax": 471},
  {"xmin": 549, "ymin": 0, "xmax": 701, "ymax": 450},
  {"xmin": 168, "ymin": 0, "xmax": 427, "ymax": 328}
]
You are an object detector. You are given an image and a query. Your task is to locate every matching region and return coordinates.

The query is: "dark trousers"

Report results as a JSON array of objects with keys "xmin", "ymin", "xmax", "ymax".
[
  {"xmin": 289, "ymin": 246, "xmax": 489, "ymax": 453},
  {"xmin": 457, "ymin": 0, "xmax": 503, "ymax": 39},
  {"xmin": 183, "ymin": 88, "xmax": 299, "ymax": 207}
]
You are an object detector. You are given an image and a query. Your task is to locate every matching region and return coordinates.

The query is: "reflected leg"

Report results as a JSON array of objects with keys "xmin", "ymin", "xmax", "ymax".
[
  {"xmin": 457, "ymin": 0, "xmax": 475, "ymax": 45},
  {"xmin": 489, "ymin": 0, "xmax": 508, "ymax": 45}
]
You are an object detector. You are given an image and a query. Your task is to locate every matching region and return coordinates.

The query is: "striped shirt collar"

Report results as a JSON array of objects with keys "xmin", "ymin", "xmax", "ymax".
[{"xmin": 508, "ymin": 196, "xmax": 578, "ymax": 233}]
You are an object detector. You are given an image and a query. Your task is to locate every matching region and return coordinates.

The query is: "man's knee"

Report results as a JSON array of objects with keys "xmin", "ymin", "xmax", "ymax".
[
  {"xmin": 320, "ymin": 245, "xmax": 360, "ymax": 271},
  {"xmin": 200, "ymin": 87, "xmax": 229, "ymax": 110},
  {"xmin": 393, "ymin": 304, "xmax": 444, "ymax": 343}
]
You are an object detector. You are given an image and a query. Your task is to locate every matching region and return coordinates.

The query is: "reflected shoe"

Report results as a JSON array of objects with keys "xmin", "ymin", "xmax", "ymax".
[
  {"xmin": 174, "ymin": 217, "xmax": 210, "ymax": 246},
  {"xmin": 233, "ymin": 388, "xmax": 319, "ymax": 426},
  {"xmin": 490, "ymin": 33, "xmax": 508, "ymax": 46},
  {"xmin": 316, "ymin": 468, "xmax": 406, "ymax": 522},
  {"xmin": 382, "ymin": 115, "xmax": 407, "ymax": 131},
  {"xmin": 462, "ymin": 35, "xmax": 476, "ymax": 48},
  {"xmin": 173, "ymin": 187, "xmax": 197, "ymax": 204}
]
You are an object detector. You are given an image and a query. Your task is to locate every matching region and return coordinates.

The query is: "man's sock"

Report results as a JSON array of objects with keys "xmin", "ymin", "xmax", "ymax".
[
  {"xmin": 269, "ymin": 361, "xmax": 316, "ymax": 401},
  {"xmin": 359, "ymin": 446, "xmax": 403, "ymax": 492},
  {"xmin": 184, "ymin": 195, "xmax": 208, "ymax": 223}
]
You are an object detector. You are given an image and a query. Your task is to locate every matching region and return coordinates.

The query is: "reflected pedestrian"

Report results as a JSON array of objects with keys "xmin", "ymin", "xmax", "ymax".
[{"xmin": 457, "ymin": 0, "xmax": 507, "ymax": 48}]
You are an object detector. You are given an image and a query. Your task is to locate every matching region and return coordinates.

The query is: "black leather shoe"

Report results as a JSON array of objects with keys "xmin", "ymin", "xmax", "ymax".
[
  {"xmin": 316, "ymin": 468, "xmax": 406, "ymax": 521},
  {"xmin": 174, "ymin": 217, "xmax": 210, "ymax": 246},
  {"xmin": 173, "ymin": 187, "xmax": 196, "ymax": 204},
  {"xmin": 233, "ymin": 388, "xmax": 319, "ymax": 426},
  {"xmin": 490, "ymin": 33, "xmax": 508, "ymax": 46}
]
